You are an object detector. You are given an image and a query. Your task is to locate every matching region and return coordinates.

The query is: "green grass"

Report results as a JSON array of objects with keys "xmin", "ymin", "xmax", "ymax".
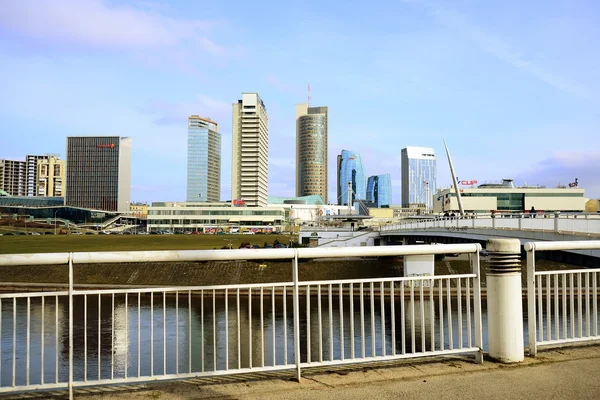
[{"xmin": 0, "ymin": 234, "xmax": 297, "ymax": 255}]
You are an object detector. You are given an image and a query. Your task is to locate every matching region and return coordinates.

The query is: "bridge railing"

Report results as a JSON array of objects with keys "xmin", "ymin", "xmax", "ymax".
[
  {"xmin": 525, "ymin": 240, "xmax": 600, "ymax": 355},
  {"xmin": 381, "ymin": 213, "xmax": 600, "ymax": 236},
  {"xmin": 0, "ymin": 244, "xmax": 483, "ymax": 398}
]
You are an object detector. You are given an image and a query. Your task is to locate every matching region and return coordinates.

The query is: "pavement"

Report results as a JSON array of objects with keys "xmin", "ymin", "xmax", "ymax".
[{"xmin": 7, "ymin": 345, "xmax": 600, "ymax": 399}]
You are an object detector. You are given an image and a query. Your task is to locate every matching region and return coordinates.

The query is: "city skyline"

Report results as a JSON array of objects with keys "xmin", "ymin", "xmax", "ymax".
[{"xmin": 1, "ymin": 0, "xmax": 599, "ymax": 203}]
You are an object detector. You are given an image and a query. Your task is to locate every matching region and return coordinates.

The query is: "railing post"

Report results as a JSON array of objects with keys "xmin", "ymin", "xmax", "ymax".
[
  {"xmin": 525, "ymin": 243, "xmax": 537, "ymax": 356},
  {"xmin": 471, "ymin": 246, "xmax": 484, "ymax": 364},
  {"xmin": 554, "ymin": 212, "xmax": 560, "ymax": 233},
  {"xmin": 518, "ymin": 214, "xmax": 523, "ymax": 230},
  {"xmin": 292, "ymin": 250, "xmax": 302, "ymax": 382},
  {"xmin": 68, "ymin": 252, "xmax": 74, "ymax": 400},
  {"xmin": 486, "ymin": 238, "xmax": 524, "ymax": 363}
]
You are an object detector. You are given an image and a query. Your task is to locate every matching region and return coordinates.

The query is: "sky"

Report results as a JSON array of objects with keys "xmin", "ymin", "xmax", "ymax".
[{"xmin": 1, "ymin": 0, "xmax": 599, "ymax": 204}]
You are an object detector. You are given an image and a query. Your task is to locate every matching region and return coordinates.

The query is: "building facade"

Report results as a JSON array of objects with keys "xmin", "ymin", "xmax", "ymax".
[
  {"xmin": 187, "ymin": 115, "xmax": 221, "ymax": 202},
  {"xmin": 231, "ymin": 93, "xmax": 269, "ymax": 207},
  {"xmin": 366, "ymin": 174, "xmax": 392, "ymax": 208},
  {"xmin": 296, "ymin": 104, "xmax": 328, "ymax": 203},
  {"xmin": 337, "ymin": 150, "xmax": 366, "ymax": 206},
  {"xmin": 36, "ymin": 155, "xmax": 65, "ymax": 197},
  {"xmin": 26, "ymin": 155, "xmax": 51, "ymax": 196},
  {"xmin": 65, "ymin": 136, "xmax": 132, "ymax": 212},
  {"xmin": 401, "ymin": 147, "xmax": 436, "ymax": 211},
  {"xmin": 0, "ymin": 159, "xmax": 27, "ymax": 196}
]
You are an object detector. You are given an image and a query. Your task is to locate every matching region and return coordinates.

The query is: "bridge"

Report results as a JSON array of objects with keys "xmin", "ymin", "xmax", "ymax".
[{"xmin": 0, "ymin": 240, "xmax": 599, "ymax": 399}]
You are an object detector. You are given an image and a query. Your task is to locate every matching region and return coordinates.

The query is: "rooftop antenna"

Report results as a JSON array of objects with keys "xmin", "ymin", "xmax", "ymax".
[
  {"xmin": 308, "ymin": 83, "xmax": 311, "ymax": 107},
  {"xmin": 443, "ymin": 139, "xmax": 465, "ymax": 217}
]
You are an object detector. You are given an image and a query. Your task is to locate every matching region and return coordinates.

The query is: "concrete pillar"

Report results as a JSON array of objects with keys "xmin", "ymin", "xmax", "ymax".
[
  {"xmin": 554, "ymin": 212, "xmax": 561, "ymax": 233},
  {"xmin": 486, "ymin": 238, "xmax": 524, "ymax": 363}
]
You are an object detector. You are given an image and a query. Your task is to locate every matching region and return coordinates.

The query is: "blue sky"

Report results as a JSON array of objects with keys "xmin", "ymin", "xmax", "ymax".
[{"xmin": 1, "ymin": 0, "xmax": 599, "ymax": 204}]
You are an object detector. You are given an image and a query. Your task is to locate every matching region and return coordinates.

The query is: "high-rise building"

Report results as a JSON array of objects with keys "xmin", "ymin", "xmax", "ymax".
[
  {"xmin": 295, "ymin": 104, "xmax": 328, "ymax": 203},
  {"xmin": 337, "ymin": 150, "xmax": 366, "ymax": 206},
  {"xmin": 26, "ymin": 155, "xmax": 50, "ymax": 196},
  {"xmin": 36, "ymin": 155, "xmax": 65, "ymax": 197},
  {"xmin": 65, "ymin": 136, "xmax": 132, "ymax": 211},
  {"xmin": 401, "ymin": 146, "xmax": 436, "ymax": 210},
  {"xmin": 366, "ymin": 174, "xmax": 392, "ymax": 208},
  {"xmin": 231, "ymin": 93, "xmax": 269, "ymax": 207},
  {"xmin": 187, "ymin": 115, "xmax": 221, "ymax": 202},
  {"xmin": 0, "ymin": 159, "xmax": 27, "ymax": 196}
]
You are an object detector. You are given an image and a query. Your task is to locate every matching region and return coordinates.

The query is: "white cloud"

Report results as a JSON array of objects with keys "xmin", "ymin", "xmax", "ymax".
[{"xmin": 0, "ymin": 0, "xmax": 230, "ymax": 56}]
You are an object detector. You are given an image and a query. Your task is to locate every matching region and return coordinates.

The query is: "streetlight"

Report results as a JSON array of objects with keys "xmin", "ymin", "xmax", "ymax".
[{"xmin": 54, "ymin": 210, "xmax": 59, "ymax": 235}]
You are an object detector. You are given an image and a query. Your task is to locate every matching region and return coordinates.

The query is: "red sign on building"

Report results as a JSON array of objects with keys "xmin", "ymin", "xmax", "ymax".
[{"xmin": 97, "ymin": 143, "xmax": 115, "ymax": 149}]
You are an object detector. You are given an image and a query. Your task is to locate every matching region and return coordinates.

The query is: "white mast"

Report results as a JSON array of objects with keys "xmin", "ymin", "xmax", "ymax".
[{"xmin": 443, "ymin": 139, "xmax": 465, "ymax": 217}]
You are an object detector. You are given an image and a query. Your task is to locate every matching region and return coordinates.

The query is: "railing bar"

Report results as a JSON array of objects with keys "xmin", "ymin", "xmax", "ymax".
[
  {"xmin": 537, "ymin": 275, "xmax": 543, "ymax": 341},
  {"xmin": 260, "ymin": 287, "xmax": 264, "ymax": 368},
  {"xmin": 371, "ymin": 282, "xmax": 376, "ymax": 357},
  {"xmin": 237, "ymin": 288, "xmax": 241, "ymax": 370},
  {"xmin": 318, "ymin": 285, "xmax": 323, "ymax": 362},
  {"xmin": 594, "ymin": 272, "xmax": 598, "ymax": 337},
  {"xmin": 457, "ymin": 279, "xmax": 462, "ymax": 349},
  {"xmin": 0, "ymin": 299, "xmax": 2, "ymax": 386},
  {"xmin": 391, "ymin": 282, "xmax": 396, "ymax": 356},
  {"xmin": 84, "ymin": 294, "xmax": 88, "ymax": 382},
  {"xmin": 419, "ymin": 282, "xmax": 425, "ymax": 352},
  {"xmin": 111, "ymin": 293, "xmax": 114, "ymax": 380},
  {"xmin": 248, "ymin": 288, "xmax": 252, "ymax": 369},
  {"xmin": 41, "ymin": 297, "xmax": 44, "ymax": 384},
  {"xmin": 410, "ymin": 283, "xmax": 415, "ymax": 354},
  {"xmin": 340, "ymin": 283, "xmax": 345, "ymax": 361},
  {"xmin": 13, "ymin": 298, "xmax": 16, "ymax": 388},
  {"xmin": 163, "ymin": 292, "xmax": 166, "ymax": 375},
  {"xmin": 26, "ymin": 297, "xmax": 30, "ymax": 386},
  {"xmin": 546, "ymin": 275, "xmax": 551, "ymax": 341},
  {"xmin": 578, "ymin": 273, "xmax": 583, "ymax": 338},
  {"xmin": 401, "ymin": 283, "xmax": 406, "ymax": 355},
  {"xmin": 306, "ymin": 285, "xmax": 311, "ymax": 364},
  {"xmin": 554, "ymin": 275, "xmax": 559, "ymax": 341},
  {"xmin": 125, "ymin": 294, "xmax": 128, "ymax": 380},
  {"xmin": 380, "ymin": 281, "xmax": 385, "ymax": 357},
  {"xmin": 329, "ymin": 284, "xmax": 334, "ymax": 361},
  {"xmin": 562, "ymin": 275, "xmax": 567, "ymax": 341},
  {"xmin": 202, "ymin": 290, "xmax": 206, "ymax": 372},
  {"xmin": 176, "ymin": 291, "xmax": 179, "ymax": 376},
  {"xmin": 586, "ymin": 272, "xmax": 590, "ymax": 337},
  {"xmin": 438, "ymin": 279, "xmax": 443, "ymax": 351},
  {"xmin": 447, "ymin": 279, "xmax": 453, "ymax": 350},
  {"xmin": 151, "ymin": 292, "xmax": 154, "ymax": 377},
  {"xmin": 137, "ymin": 293, "xmax": 140, "ymax": 378},
  {"xmin": 570, "ymin": 275, "xmax": 575, "ymax": 339},
  {"xmin": 466, "ymin": 278, "xmax": 471, "ymax": 348},
  {"xmin": 350, "ymin": 283, "xmax": 355, "ymax": 359},
  {"xmin": 272, "ymin": 286, "xmax": 276, "ymax": 367},
  {"xmin": 283, "ymin": 286, "xmax": 287, "ymax": 366},
  {"xmin": 98, "ymin": 294, "xmax": 101, "ymax": 381},
  {"xmin": 188, "ymin": 290, "xmax": 192, "ymax": 374},
  {"xmin": 225, "ymin": 288, "xmax": 229, "ymax": 371},
  {"xmin": 360, "ymin": 283, "xmax": 365, "ymax": 358},
  {"xmin": 213, "ymin": 289, "xmax": 216, "ymax": 371},
  {"xmin": 55, "ymin": 296, "xmax": 58, "ymax": 384}
]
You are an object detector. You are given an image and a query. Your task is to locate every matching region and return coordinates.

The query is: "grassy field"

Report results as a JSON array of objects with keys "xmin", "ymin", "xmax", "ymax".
[{"xmin": 0, "ymin": 234, "xmax": 297, "ymax": 255}]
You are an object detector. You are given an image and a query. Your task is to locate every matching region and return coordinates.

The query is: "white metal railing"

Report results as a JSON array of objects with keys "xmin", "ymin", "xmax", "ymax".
[
  {"xmin": 525, "ymin": 240, "xmax": 600, "ymax": 355},
  {"xmin": 0, "ymin": 244, "xmax": 483, "ymax": 398},
  {"xmin": 381, "ymin": 213, "xmax": 600, "ymax": 236}
]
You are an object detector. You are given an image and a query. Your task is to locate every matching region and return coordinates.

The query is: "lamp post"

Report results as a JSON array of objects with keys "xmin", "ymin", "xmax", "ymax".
[
  {"xmin": 224, "ymin": 239, "xmax": 233, "ymax": 249},
  {"xmin": 54, "ymin": 210, "xmax": 59, "ymax": 235}
]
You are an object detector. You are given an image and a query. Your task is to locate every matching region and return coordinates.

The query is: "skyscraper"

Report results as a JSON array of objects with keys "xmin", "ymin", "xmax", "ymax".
[
  {"xmin": 366, "ymin": 174, "xmax": 392, "ymax": 208},
  {"xmin": 187, "ymin": 115, "xmax": 221, "ymax": 202},
  {"xmin": 296, "ymin": 104, "xmax": 328, "ymax": 203},
  {"xmin": 0, "ymin": 159, "xmax": 26, "ymax": 196},
  {"xmin": 337, "ymin": 150, "xmax": 366, "ymax": 206},
  {"xmin": 401, "ymin": 146, "xmax": 436, "ymax": 210},
  {"xmin": 65, "ymin": 136, "xmax": 132, "ymax": 211},
  {"xmin": 231, "ymin": 93, "xmax": 269, "ymax": 207},
  {"xmin": 36, "ymin": 155, "xmax": 65, "ymax": 197},
  {"xmin": 26, "ymin": 155, "xmax": 51, "ymax": 196}
]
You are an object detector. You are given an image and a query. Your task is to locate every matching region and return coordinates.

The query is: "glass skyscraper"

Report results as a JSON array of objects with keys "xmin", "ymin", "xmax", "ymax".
[
  {"xmin": 187, "ymin": 116, "xmax": 221, "ymax": 202},
  {"xmin": 366, "ymin": 174, "xmax": 392, "ymax": 208},
  {"xmin": 401, "ymin": 146, "xmax": 436, "ymax": 210},
  {"xmin": 337, "ymin": 150, "xmax": 366, "ymax": 206}
]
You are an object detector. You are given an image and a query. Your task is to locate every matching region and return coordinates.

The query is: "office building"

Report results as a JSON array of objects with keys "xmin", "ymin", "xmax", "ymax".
[
  {"xmin": 401, "ymin": 146, "xmax": 436, "ymax": 210},
  {"xmin": 296, "ymin": 104, "xmax": 328, "ymax": 203},
  {"xmin": 65, "ymin": 136, "xmax": 132, "ymax": 212},
  {"xmin": 0, "ymin": 159, "xmax": 27, "ymax": 196},
  {"xmin": 26, "ymin": 155, "xmax": 50, "ymax": 196},
  {"xmin": 366, "ymin": 174, "xmax": 392, "ymax": 208},
  {"xmin": 36, "ymin": 155, "xmax": 65, "ymax": 197},
  {"xmin": 337, "ymin": 150, "xmax": 366, "ymax": 206},
  {"xmin": 231, "ymin": 93, "xmax": 269, "ymax": 207},
  {"xmin": 187, "ymin": 115, "xmax": 221, "ymax": 202}
]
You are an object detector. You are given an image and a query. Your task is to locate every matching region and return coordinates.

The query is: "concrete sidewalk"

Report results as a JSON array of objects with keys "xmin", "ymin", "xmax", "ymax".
[{"xmin": 13, "ymin": 345, "xmax": 600, "ymax": 399}]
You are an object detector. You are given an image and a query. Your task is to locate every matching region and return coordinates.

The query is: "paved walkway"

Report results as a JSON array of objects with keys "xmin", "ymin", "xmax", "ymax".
[{"xmin": 8, "ymin": 345, "xmax": 600, "ymax": 399}]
